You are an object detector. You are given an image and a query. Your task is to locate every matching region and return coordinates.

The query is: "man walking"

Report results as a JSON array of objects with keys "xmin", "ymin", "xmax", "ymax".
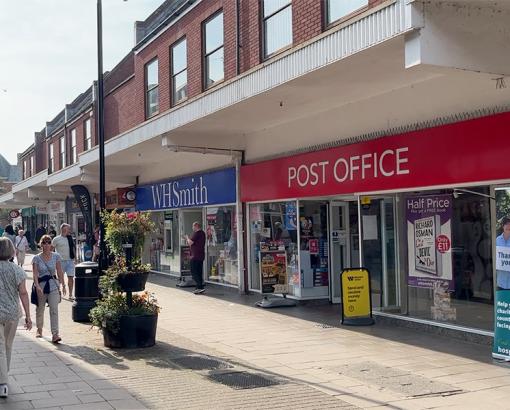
[
  {"xmin": 186, "ymin": 221, "xmax": 206, "ymax": 294},
  {"xmin": 52, "ymin": 224, "xmax": 76, "ymax": 299}
]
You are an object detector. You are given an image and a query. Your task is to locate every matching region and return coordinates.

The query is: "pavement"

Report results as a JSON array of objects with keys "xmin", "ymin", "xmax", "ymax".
[{"xmin": 3, "ymin": 255, "xmax": 510, "ymax": 409}]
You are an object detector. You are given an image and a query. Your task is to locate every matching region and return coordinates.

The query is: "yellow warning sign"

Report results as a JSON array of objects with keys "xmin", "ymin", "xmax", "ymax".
[{"xmin": 341, "ymin": 268, "xmax": 374, "ymax": 325}]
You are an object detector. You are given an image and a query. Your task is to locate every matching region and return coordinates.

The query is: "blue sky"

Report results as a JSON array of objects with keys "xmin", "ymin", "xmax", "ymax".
[{"xmin": 0, "ymin": 0, "xmax": 164, "ymax": 164}]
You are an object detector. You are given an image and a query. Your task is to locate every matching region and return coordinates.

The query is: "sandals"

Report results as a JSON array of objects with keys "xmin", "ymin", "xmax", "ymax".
[{"xmin": 52, "ymin": 335, "xmax": 62, "ymax": 344}]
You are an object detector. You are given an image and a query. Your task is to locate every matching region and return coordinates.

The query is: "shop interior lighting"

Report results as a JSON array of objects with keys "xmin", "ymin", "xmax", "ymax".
[{"xmin": 453, "ymin": 188, "xmax": 495, "ymax": 200}]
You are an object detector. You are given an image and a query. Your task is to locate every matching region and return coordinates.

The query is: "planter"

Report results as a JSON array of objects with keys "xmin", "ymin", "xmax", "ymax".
[
  {"xmin": 116, "ymin": 271, "xmax": 149, "ymax": 292},
  {"xmin": 103, "ymin": 313, "xmax": 158, "ymax": 348}
]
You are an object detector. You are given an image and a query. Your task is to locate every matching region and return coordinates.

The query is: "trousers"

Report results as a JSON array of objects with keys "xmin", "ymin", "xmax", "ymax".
[
  {"xmin": 190, "ymin": 259, "xmax": 204, "ymax": 289},
  {"xmin": 0, "ymin": 321, "xmax": 17, "ymax": 384},
  {"xmin": 36, "ymin": 290, "xmax": 60, "ymax": 336}
]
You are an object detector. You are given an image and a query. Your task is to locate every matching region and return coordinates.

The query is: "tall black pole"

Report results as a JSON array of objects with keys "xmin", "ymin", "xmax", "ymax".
[{"xmin": 97, "ymin": 0, "xmax": 107, "ymax": 273}]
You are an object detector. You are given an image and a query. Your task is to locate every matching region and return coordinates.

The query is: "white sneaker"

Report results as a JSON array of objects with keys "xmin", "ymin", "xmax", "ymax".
[{"xmin": 0, "ymin": 384, "xmax": 8, "ymax": 398}]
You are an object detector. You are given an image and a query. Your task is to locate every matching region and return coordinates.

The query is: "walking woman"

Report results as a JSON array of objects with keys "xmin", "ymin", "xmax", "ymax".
[
  {"xmin": 14, "ymin": 230, "xmax": 29, "ymax": 268},
  {"xmin": 0, "ymin": 237, "xmax": 32, "ymax": 398},
  {"xmin": 2, "ymin": 225, "xmax": 16, "ymax": 263},
  {"xmin": 32, "ymin": 235, "xmax": 66, "ymax": 343}
]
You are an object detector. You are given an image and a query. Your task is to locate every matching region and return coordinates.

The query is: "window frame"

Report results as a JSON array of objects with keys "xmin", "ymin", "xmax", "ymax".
[
  {"xmin": 70, "ymin": 128, "xmax": 77, "ymax": 165},
  {"xmin": 59, "ymin": 136, "xmax": 66, "ymax": 169},
  {"xmin": 30, "ymin": 156, "xmax": 34, "ymax": 177},
  {"xmin": 84, "ymin": 118, "xmax": 92, "ymax": 151},
  {"xmin": 170, "ymin": 37, "xmax": 188, "ymax": 106},
  {"xmin": 23, "ymin": 160, "xmax": 27, "ymax": 179},
  {"xmin": 202, "ymin": 10, "xmax": 224, "ymax": 91},
  {"xmin": 324, "ymin": 0, "xmax": 369, "ymax": 27},
  {"xmin": 144, "ymin": 57, "xmax": 159, "ymax": 119},
  {"xmin": 261, "ymin": 0, "xmax": 293, "ymax": 60},
  {"xmin": 49, "ymin": 143, "xmax": 55, "ymax": 174}
]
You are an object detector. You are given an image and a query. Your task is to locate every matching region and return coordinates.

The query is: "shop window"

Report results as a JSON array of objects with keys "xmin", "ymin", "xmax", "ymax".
[
  {"xmin": 171, "ymin": 37, "xmax": 187, "ymax": 105},
  {"xmin": 145, "ymin": 58, "xmax": 159, "ymax": 118},
  {"xmin": 402, "ymin": 188, "xmax": 494, "ymax": 331},
  {"xmin": 203, "ymin": 11, "xmax": 224, "ymax": 89},
  {"xmin": 262, "ymin": 0, "xmax": 292, "ymax": 58},
  {"xmin": 326, "ymin": 0, "xmax": 368, "ymax": 25},
  {"xmin": 249, "ymin": 202, "xmax": 299, "ymax": 294},
  {"xmin": 206, "ymin": 206, "xmax": 238, "ymax": 286}
]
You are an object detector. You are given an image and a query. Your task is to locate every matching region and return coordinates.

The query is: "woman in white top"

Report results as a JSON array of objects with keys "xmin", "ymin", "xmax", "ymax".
[
  {"xmin": 14, "ymin": 230, "xmax": 29, "ymax": 268},
  {"xmin": 32, "ymin": 235, "xmax": 66, "ymax": 343},
  {"xmin": 0, "ymin": 237, "xmax": 32, "ymax": 398}
]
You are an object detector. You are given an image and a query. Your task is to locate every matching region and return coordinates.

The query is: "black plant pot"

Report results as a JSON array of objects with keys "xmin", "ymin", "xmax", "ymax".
[
  {"xmin": 103, "ymin": 314, "xmax": 158, "ymax": 348},
  {"xmin": 116, "ymin": 271, "xmax": 149, "ymax": 292}
]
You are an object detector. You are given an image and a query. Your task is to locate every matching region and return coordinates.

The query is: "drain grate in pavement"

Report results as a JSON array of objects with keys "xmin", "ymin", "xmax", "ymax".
[
  {"xmin": 315, "ymin": 323, "xmax": 335, "ymax": 329},
  {"xmin": 336, "ymin": 361, "xmax": 463, "ymax": 397},
  {"xmin": 172, "ymin": 355, "xmax": 234, "ymax": 371},
  {"xmin": 207, "ymin": 371, "xmax": 282, "ymax": 390}
]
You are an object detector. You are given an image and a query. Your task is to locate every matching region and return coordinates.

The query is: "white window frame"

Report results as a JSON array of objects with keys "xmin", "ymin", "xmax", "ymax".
[
  {"xmin": 49, "ymin": 143, "xmax": 55, "ymax": 173},
  {"xmin": 70, "ymin": 129, "xmax": 77, "ymax": 165},
  {"xmin": 203, "ymin": 11, "xmax": 224, "ymax": 90},
  {"xmin": 84, "ymin": 118, "xmax": 92, "ymax": 151},
  {"xmin": 171, "ymin": 37, "xmax": 188, "ymax": 106},
  {"xmin": 262, "ymin": 0, "xmax": 293, "ymax": 59},
  {"xmin": 326, "ymin": 0, "xmax": 368, "ymax": 26},
  {"xmin": 145, "ymin": 58, "xmax": 159, "ymax": 118}
]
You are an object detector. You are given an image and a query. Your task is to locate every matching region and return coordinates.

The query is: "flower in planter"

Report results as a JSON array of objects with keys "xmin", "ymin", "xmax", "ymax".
[{"xmin": 101, "ymin": 210, "xmax": 155, "ymax": 271}]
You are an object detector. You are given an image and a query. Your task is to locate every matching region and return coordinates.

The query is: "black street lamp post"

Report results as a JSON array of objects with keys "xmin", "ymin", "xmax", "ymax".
[{"xmin": 97, "ymin": 0, "xmax": 107, "ymax": 273}]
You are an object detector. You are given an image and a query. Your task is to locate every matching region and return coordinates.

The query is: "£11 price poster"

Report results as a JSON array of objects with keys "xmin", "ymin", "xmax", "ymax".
[{"xmin": 406, "ymin": 194, "xmax": 453, "ymax": 290}]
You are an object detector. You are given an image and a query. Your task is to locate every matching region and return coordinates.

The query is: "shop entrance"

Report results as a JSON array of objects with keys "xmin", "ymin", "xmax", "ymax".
[
  {"xmin": 329, "ymin": 201, "xmax": 360, "ymax": 303},
  {"xmin": 180, "ymin": 209, "xmax": 204, "ymax": 244}
]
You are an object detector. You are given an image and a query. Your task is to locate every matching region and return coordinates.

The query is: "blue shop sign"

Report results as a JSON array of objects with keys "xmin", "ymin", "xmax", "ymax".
[{"xmin": 136, "ymin": 168, "xmax": 236, "ymax": 211}]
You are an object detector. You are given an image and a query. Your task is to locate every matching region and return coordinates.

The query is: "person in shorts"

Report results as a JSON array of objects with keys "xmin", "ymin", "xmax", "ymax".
[{"xmin": 51, "ymin": 224, "xmax": 76, "ymax": 299}]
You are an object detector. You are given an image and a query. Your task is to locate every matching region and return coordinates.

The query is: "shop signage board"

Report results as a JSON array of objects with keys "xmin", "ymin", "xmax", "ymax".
[
  {"xmin": 493, "ymin": 188, "xmax": 510, "ymax": 360},
  {"xmin": 136, "ymin": 168, "xmax": 236, "ymax": 211},
  {"xmin": 259, "ymin": 241, "xmax": 287, "ymax": 294},
  {"xmin": 240, "ymin": 112, "xmax": 510, "ymax": 202},
  {"xmin": 340, "ymin": 268, "xmax": 374, "ymax": 326},
  {"xmin": 406, "ymin": 194, "xmax": 453, "ymax": 290}
]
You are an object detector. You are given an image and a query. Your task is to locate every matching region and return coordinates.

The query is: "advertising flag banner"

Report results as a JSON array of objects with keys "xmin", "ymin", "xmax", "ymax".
[
  {"xmin": 493, "ymin": 188, "xmax": 510, "ymax": 360},
  {"xmin": 71, "ymin": 185, "xmax": 93, "ymax": 244},
  {"xmin": 406, "ymin": 194, "xmax": 453, "ymax": 290}
]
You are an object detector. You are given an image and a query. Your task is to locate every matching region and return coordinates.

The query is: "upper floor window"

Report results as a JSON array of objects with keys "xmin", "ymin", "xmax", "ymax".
[
  {"xmin": 262, "ymin": 0, "xmax": 292, "ymax": 58},
  {"xmin": 84, "ymin": 118, "xmax": 92, "ymax": 150},
  {"xmin": 70, "ymin": 129, "xmax": 77, "ymax": 165},
  {"xmin": 49, "ymin": 143, "xmax": 55, "ymax": 173},
  {"xmin": 30, "ymin": 156, "xmax": 34, "ymax": 176},
  {"xmin": 326, "ymin": 0, "xmax": 368, "ymax": 25},
  {"xmin": 23, "ymin": 160, "xmax": 27, "ymax": 179},
  {"xmin": 203, "ymin": 11, "xmax": 224, "ymax": 89},
  {"xmin": 145, "ymin": 58, "xmax": 159, "ymax": 118},
  {"xmin": 59, "ymin": 136, "xmax": 66, "ymax": 169},
  {"xmin": 171, "ymin": 38, "xmax": 188, "ymax": 105}
]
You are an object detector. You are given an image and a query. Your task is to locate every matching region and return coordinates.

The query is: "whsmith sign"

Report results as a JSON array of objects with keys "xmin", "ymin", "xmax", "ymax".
[{"xmin": 136, "ymin": 168, "xmax": 236, "ymax": 211}]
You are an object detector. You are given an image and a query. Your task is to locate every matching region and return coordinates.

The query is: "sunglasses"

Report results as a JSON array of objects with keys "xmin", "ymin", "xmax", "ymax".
[{"xmin": 41, "ymin": 241, "xmax": 52, "ymax": 245}]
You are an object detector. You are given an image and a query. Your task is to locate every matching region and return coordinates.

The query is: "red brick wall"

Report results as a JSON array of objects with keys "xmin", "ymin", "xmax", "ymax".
[
  {"xmin": 47, "ymin": 132, "xmax": 64, "ymax": 173},
  {"xmin": 293, "ymin": 0, "xmax": 323, "ymax": 45},
  {"xmin": 104, "ymin": 77, "xmax": 140, "ymax": 141},
  {"xmin": 239, "ymin": 0, "xmax": 260, "ymax": 73}
]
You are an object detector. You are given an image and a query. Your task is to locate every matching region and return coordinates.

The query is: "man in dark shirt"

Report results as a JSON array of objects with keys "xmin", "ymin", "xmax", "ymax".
[{"xmin": 186, "ymin": 221, "xmax": 206, "ymax": 294}]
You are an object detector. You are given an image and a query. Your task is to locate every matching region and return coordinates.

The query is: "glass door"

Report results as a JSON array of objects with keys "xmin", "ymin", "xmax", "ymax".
[{"xmin": 329, "ymin": 201, "xmax": 350, "ymax": 303}]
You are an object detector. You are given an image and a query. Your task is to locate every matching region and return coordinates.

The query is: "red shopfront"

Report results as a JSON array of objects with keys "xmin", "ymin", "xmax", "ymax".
[{"xmin": 241, "ymin": 112, "xmax": 510, "ymax": 333}]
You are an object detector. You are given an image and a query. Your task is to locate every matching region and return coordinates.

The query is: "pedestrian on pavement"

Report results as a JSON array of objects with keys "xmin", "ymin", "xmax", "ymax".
[
  {"xmin": 14, "ymin": 230, "xmax": 30, "ymax": 268},
  {"xmin": 35, "ymin": 224, "xmax": 46, "ymax": 246},
  {"xmin": 0, "ymin": 237, "xmax": 32, "ymax": 398},
  {"xmin": 186, "ymin": 221, "xmax": 206, "ymax": 294},
  {"xmin": 52, "ymin": 224, "xmax": 76, "ymax": 300},
  {"xmin": 48, "ymin": 226, "xmax": 57, "ymax": 239},
  {"xmin": 33, "ymin": 235, "xmax": 66, "ymax": 343},
  {"xmin": 2, "ymin": 225, "xmax": 16, "ymax": 263}
]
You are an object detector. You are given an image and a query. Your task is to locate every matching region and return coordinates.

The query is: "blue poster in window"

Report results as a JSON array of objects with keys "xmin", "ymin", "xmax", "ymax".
[
  {"xmin": 285, "ymin": 202, "xmax": 297, "ymax": 231},
  {"xmin": 136, "ymin": 168, "xmax": 236, "ymax": 211}
]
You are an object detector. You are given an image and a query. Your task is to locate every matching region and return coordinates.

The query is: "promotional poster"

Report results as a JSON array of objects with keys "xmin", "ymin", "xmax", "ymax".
[
  {"xmin": 406, "ymin": 194, "xmax": 453, "ymax": 290},
  {"xmin": 493, "ymin": 188, "xmax": 510, "ymax": 360}
]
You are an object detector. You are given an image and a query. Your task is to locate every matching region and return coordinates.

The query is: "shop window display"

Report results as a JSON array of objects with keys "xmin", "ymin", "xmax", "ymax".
[
  {"xmin": 206, "ymin": 206, "xmax": 238, "ymax": 286},
  {"xmin": 143, "ymin": 211, "xmax": 180, "ymax": 275},
  {"xmin": 298, "ymin": 201, "xmax": 329, "ymax": 296},
  {"xmin": 404, "ymin": 188, "xmax": 494, "ymax": 331},
  {"xmin": 249, "ymin": 202, "xmax": 298, "ymax": 294}
]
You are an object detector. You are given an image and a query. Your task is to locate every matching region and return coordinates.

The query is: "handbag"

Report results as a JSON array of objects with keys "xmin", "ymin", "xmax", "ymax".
[{"xmin": 30, "ymin": 283, "xmax": 38, "ymax": 305}]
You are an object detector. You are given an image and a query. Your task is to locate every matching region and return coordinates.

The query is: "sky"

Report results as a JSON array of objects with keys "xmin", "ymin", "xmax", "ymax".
[{"xmin": 0, "ymin": 0, "xmax": 165, "ymax": 164}]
